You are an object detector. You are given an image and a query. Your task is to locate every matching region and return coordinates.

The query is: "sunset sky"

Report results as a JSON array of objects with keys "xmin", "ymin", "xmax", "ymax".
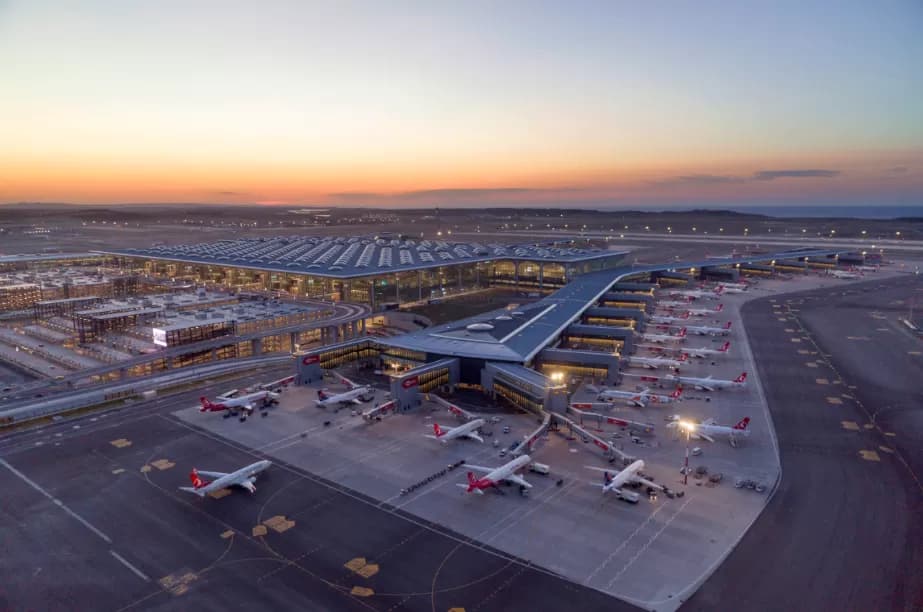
[{"xmin": 1, "ymin": 1, "xmax": 921, "ymax": 207}]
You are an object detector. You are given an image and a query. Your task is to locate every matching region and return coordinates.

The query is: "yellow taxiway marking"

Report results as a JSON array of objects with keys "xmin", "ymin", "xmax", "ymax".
[
  {"xmin": 208, "ymin": 488, "xmax": 231, "ymax": 499},
  {"xmin": 263, "ymin": 515, "xmax": 296, "ymax": 533},
  {"xmin": 863, "ymin": 423, "xmax": 875, "ymax": 430},
  {"xmin": 797, "ymin": 349, "xmax": 810, "ymax": 355},
  {"xmin": 859, "ymin": 450, "xmax": 881, "ymax": 462},
  {"xmin": 350, "ymin": 586, "xmax": 374, "ymax": 597},
  {"xmin": 111, "ymin": 468, "xmax": 125, "ymax": 475},
  {"xmin": 841, "ymin": 421, "xmax": 859, "ymax": 431},
  {"xmin": 884, "ymin": 431, "xmax": 896, "ymax": 437},
  {"xmin": 815, "ymin": 378, "xmax": 829, "ymax": 385},
  {"xmin": 140, "ymin": 465, "xmax": 152, "ymax": 473},
  {"xmin": 252, "ymin": 525, "xmax": 268, "ymax": 537},
  {"xmin": 159, "ymin": 571, "xmax": 198, "ymax": 596},
  {"xmin": 110, "ymin": 438, "xmax": 132, "ymax": 448},
  {"xmin": 826, "ymin": 397, "xmax": 843, "ymax": 405},
  {"xmin": 790, "ymin": 338, "xmax": 802, "ymax": 343},
  {"xmin": 345, "ymin": 557, "xmax": 368, "ymax": 572},
  {"xmin": 151, "ymin": 459, "xmax": 175, "ymax": 471},
  {"xmin": 220, "ymin": 530, "xmax": 235, "ymax": 539},
  {"xmin": 909, "ymin": 351, "xmax": 922, "ymax": 356},
  {"xmin": 356, "ymin": 563, "xmax": 380, "ymax": 578},
  {"xmin": 879, "ymin": 446, "xmax": 895, "ymax": 454}
]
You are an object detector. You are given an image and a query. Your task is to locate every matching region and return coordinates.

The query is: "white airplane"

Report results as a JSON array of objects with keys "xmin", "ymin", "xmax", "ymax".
[
  {"xmin": 459, "ymin": 454, "xmax": 533, "ymax": 494},
  {"xmin": 718, "ymin": 281, "xmax": 749, "ymax": 290},
  {"xmin": 657, "ymin": 298, "xmax": 693, "ymax": 308},
  {"xmin": 315, "ymin": 386, "xmax": 374, "ymax": 408},
  {"xmin": 585, "ymin": 460, "xmax": 660, "ymax": 495},
  {"xmin": 856, "ymin": 264, "xmax": 879, "ymax": 272},
  {"xmin": 639, "ymin": 327, "xmax": 687, "ymax": 344},
  {"xmin": 199, "ymin": 390, "xmax": 279, "ymax": 417},
  {"xmin": 179, "ymin": 460, "xmax": 272, "ymax": 497},
  {"xmin": 669, "ymin": 287, "xmax": 721, "ymax": 300},
  {"xmin": 666, "ymin": 371, "xmax": 747, "ymax": 391},
  {"xmin": 684, "ymin": 341, "xmax": 731, "ymax": 358},
  {"xmin": 425, "ymin": 418, "xmax": 486, "ymax": 443},
  {"xmin": 597, "ymin": 386, "xmax": 682, "ymax": 407},
  {"xmin": 649, "ymin": 312, "xmax": 690, "ymax": 325},
  {"xmin": 668, "ymin": 416, "xmax": 751, "ymax": 444},
  {"xmin": 687, "ymin": 303, "xmax": 724, "ymax": 317},
  {"xmin": 716, "ymin": 284, "xmax": 747, "ymax": 294},
  {"xmin": 625, "ymin": 352, "xmax": 687, "ymax": 370},
  {"xmin": 830, "ymin": 269, "xmax": 861, "ymax": 279},
  {"xmin": 685, "ymin": 321, "xmax": 733, "ymax": 337}
]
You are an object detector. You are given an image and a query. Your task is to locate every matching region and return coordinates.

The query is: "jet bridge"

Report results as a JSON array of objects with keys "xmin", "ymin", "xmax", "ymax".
[
  {"xmin": 550, "ymin": 413, "xmax": 635, "ymax": 466},
  {"xmin": 362, "ymin": 400, "xmax": 396, "ymax": 420},
  {"xmin": 510, "ymin": 411, "xmax": 552, "ymax": 457},
  {"xmin": 428, "ymin": 393, "xmax": 478, "ymax": 422},
  {"xmin": 568, "ymin": 403, "xmax": 656, "ymax": 435}
]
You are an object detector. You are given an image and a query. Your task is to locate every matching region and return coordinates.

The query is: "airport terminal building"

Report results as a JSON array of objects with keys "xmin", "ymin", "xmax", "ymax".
[{"xmin": 100, "ymin": 236, "xmax": 628, "ymax": 308}]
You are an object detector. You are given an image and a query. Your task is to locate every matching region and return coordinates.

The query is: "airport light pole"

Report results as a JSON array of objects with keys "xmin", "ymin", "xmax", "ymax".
[{"xmin": 679, "ymin": 420, "xmax": 694, "ymax": 486}]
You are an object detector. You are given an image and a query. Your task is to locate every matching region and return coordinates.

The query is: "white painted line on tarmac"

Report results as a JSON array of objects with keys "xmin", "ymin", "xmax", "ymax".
[
  {"xmin": 110, "ymin": 550, "xmax": 150, "ymax": 582},
  {"xmin": 0, "ymin": 458, "xmax": 112, "ymax": 544}
]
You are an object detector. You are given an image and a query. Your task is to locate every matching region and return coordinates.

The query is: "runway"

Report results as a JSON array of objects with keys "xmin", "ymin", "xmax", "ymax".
[
  {"xmin": 685, "ymin": 275, "xmax": 923, "ymax": 611},
  {"xmin": 0, "ymin": 381, "xmax": 635, "ymax": 611}
]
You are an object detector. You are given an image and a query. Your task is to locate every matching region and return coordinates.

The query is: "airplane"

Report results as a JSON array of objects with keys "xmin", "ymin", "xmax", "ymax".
[
  {"xmin": 718, "ymin": 280, "xmax": 749, "ymax": 290},
  {"xmin": 684, "ymin": 341, "xmax": 731, "ymax": 358},
  {"xmin": 666, "ymin": 371, "xmax": 747, "ymax": 391},
  {"xmin": 657, "ymin": 298, "xmax": 694, "ymax": 308},
  {"xmin": 639, "ymin": 327, "xmax": 686, "ymax": 344},
  {"xmin": 625, "ymin": 352, "xmax": 687, "ymax": 370},
  {"xmin": 316, "ymin": 386, "xmax": 374, "ymax": 408},
  {"xmin": 425, "ymin": 418, "xmax": 486, "ymax": 443},
  {"xmin": 199, "ymin": 390, "xmax": 279, "ymax": 418},
  {"xmin": 585, "ymin": 460, "xmax": 661, "ymax": 495},
  {"xmin": 856, "ymin": 264, "xmax": 879, "ymax": 272},
  {"xmin": 668, "ymin": 416, "xmax": 751, "ymax": 444},
  {"xmin": 684, "ymin": 321, "xmax": 733, "ymax": 337},
  {"xmin": 178, "ymin": 460, "xmax": 272, "ymax": 497},
  {"xmin": 716, "ymin": 284, "xmax": 747, "ymax": 294},
  {"xmin": 459, "ymin": 455, "xmax": 533, "ymax": 494},
  {"xmin": 649, "ymin": 311, "xmax": 690, "ymax": 325},
  {"xmin": 687, "ymin": 303, "xmax": 724, "ymax": 317},
  {"xmin": 830, "ymin": 269, "xmax": 861, "ymax": 279},
  {"xmin": 597, "ymin": 386, "xmax": 682, "ymax": 407},
  {"xmin": 669, "ymin": 287, "xmax": 721, "ymax": 301}
]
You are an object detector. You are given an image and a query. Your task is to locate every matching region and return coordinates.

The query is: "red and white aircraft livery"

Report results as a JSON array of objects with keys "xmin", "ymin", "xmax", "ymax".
[
  {"xmin": 586, "ymin": 460, "xmax": 659, "ymax": 494},
  {"xmin": 425, "ymin": 418, "xmax": 486, "ymax": 443},
  {"xmin": 669, "ymin": 287, "xmax": 721, "ymax": 300},
  {"xmin": 596, "ymin": 386, "xmax": 682, "ymax": 407},
  {"xmin": 459, "ymin": 455, "xmax": 533, "ymax": 494},
  {"xmin": 639, "ymin": 327, "xmax": 686, "ymax": 344},
  {"xmin": 199, "ymin": 390, "xmax": 279, "ymax": 416},
  {"xmin": 666, "ymin": 371, "xmax": 747, "ymax": 391},
  {"xmin": 831, "ymin": 269, "xmax": 861, "ymax": 279},
  {"xmin": 179, "ymin": 460, "xmax": 272, "ymax": 497},
  {"xmin": 669, "ymin": 416, "xmax": 751, "ymax": 444},
  {"xmin": 625, "ymin": 352, "xmax": 687, "ymax": 370},
  {"xmin": 717, "ymin": 283, "xmax": 747, "ymax": 294},
  {"xmin": 687, "ymin": 303, "xmax": 724, "ymax": 317},
  {"xmin": 685, "ymin": 321, "xmax": 732, "ymax": 337},
  {"xmin": 649, "ymin": 312, "xmax": 690, "ymax": 325},
  {"xmin": 685, "ymin": 341, "xmax": 731, "ymax": 359},
  {"xmin": 316, "ymin": 373, "xmax": 374, "ymax": 408},
  {"xmin": 657, "ymin": 298, "xmax": 694, "ymax": 309}
]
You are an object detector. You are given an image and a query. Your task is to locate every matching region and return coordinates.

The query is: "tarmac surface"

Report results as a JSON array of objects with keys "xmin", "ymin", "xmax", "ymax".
[
  {"xmin": 685, "ymin": 274, "xmax": 923, "ymax": 611},
  {"xmin": 0, "ymin": 375, "xmax": 635, "ymax": 612}
]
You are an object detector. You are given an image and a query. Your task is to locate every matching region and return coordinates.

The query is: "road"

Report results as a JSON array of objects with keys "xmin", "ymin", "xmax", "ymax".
[{"xmin": 685, "ymin": 276, "xmax": 923, "ymax": 611}]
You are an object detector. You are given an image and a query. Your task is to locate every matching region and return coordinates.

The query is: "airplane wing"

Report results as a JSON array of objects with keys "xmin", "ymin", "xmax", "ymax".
[
  {"xmin": 335, "ymin": 373, "xmax": 359, "ymax": 389},
  {"xmin": 195, "ymin": 470, "xmax": 229, "ymax": 479},
  {"xmin": 464, "ymin": 464, "xmax": 494, "ymax": 474},
  {"xmin": 464, "ymin": 432, "xmax": 484, "ymax": 443},
  {"xmin": 701, "ymin": 418, "xmax": 716, "ymax": 426},
  {"xmin": 697, "ymin": 432, "xmax": 715, "ymax": 443},
  {"xmin": 178, "ymin": 486, "xmax": 208, "ymax": 497},
  {"xmin": 505, "ymin": 473, "xmax": 532, "ymax": 488},
  {"xmin": 351, "ymin": 398, "xmax": 363, "ymax": 405}
]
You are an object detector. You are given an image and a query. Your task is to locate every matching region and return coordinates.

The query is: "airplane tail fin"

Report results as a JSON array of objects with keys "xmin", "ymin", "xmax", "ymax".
[
  {"xmin": 682, "ymin": 311, "xmax": 690, "ymax": 319},
  {"xmin": 715, "ymin": 286, "xmax": 724, "ymax": 295},
  {"xmin": 679, "ymin": 353, "xmax": 688, "ymax": 362},
  {"xmin": 671, "ymin": 387, "xmax": 683, "ymax": 399},
  {"xmin": 733, "ymin": 417, "xmax": 750, "ymax": 430},
  {"xmin": 716, "ymin": 303, "xmax": 724, "ymax": 312},
  {"xmin": 725, "ymin": 321, "xmax": 732, "ymax": 329},
  {"xmin": 734, "ymin": 372, "xmax": 747, "ymax": 383},
  {"xmin": 678, "ymin": 327, "xmax": 687, "ymax": 338},
  {"xmin": 189, "ymin": 468, "xmax": 209, "ymax": 489},
  {"xmin": 433, "ymin": 423, "xmax": 444, "ymax": 437},
  {"xmin": 199, "ymin": 397, "xmax": 216, "ymax": 412},
  {"xmin": 466, "ymin": 471, "xmax": 478, "ymax": 493},
  {"xmin": 721, "ymin": 342, "xmax": 731, "ymax": 352},
  {"xmin": 317, "ymin": 389, "xmax": 328, "ymax": 400}
]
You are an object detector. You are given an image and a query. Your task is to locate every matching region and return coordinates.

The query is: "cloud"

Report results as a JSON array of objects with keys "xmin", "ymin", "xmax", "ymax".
[
  {"xmin": 401, "ymin": 188, "xmax": 538, "ymax": 199},
  {"xmin": 651, "ymin": 174, "xmax": 747, "ymax": 186},
  {"xmin": 888, "ymin": 166, "xmax": 909, "ymax": 175},
  {"xmin": 752, "ymin": 169, "xmax": 840, "ymax": 181},
  {"xmin": 214, "ymin": 190, "xmax": 248, "ymax": 196},
  {"xmin": 327, "ymin": 187, "xmax": 586, "ymax": 203}
]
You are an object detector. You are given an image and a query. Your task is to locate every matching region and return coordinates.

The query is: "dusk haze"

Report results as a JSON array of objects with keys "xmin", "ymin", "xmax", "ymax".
[{"xmin": 1, "ymin": 0, "xmax": 921, "ymax": 207}]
